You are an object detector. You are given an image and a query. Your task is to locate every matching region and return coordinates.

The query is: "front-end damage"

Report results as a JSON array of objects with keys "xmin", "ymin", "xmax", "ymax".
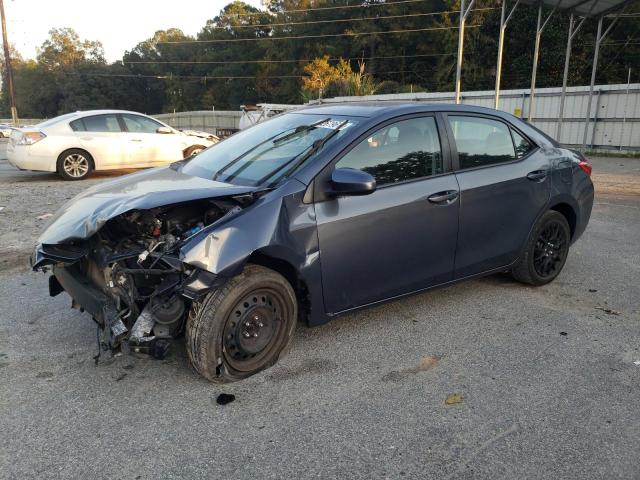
[{"xmin": 33, "ymin": 195, "xmax": 252, "ymax": 359}]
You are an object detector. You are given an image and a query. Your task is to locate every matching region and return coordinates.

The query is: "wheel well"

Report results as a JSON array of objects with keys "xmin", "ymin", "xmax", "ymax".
[
  {"xmin": 183, "ymin": 144, "xmax": 206, "ymax": 158},
  {"xmin": 57, "ymin": 148, "xmax": 95, "ymax": 170},
  {"xmin": 550, "ymin": 203, "xmax": 576, "ymax": 239},
  {"xmin": 246, "ymin": 252, "xmax": 310, "ymax": 323}
]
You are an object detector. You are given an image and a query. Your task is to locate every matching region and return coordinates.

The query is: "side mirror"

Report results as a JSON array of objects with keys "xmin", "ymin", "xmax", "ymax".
[
  {"xmin": 328, "ymin": 168, "xmax": 376, "ymax": 197},
  {"xmin": 156, "ymin": 126, "xmax": 173, "ymax": 134}
]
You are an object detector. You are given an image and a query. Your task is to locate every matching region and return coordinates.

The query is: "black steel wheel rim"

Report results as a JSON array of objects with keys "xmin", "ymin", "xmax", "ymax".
[
  {"xmin": 222, "ymin": 288, "xmax": 287, "ymax": 372},
  {"xmin": 533, "ymin": 221, "xmax": 568, "ymax": 278}
]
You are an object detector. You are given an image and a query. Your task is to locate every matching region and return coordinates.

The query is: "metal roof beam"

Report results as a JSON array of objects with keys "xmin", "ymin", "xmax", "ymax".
[
  {"xmin": 494, "ymin": 0, "xmax": 521, "ymax": 109},
  {"xmin": 529, "ymin": 1, "xmax": 561, "ymax": 122},
  {"xmin": 454, "ymin": 0, "xmax": 476, "ymax": 104},
  {"xmin": 582, "ymin": 9, "xmax": 624, "ymax": 148}
]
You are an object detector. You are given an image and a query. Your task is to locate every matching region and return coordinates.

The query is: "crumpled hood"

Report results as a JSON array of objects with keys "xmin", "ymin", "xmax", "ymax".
[
  {"xmin": 38, "ymin": 166, "xmax": 256, "ymax": 245},
  {"xmin": 182, "ymin": 129, "xmax": 219, "ymax": 141}
]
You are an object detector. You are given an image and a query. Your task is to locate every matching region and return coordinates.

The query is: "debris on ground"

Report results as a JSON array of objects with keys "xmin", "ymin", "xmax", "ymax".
[
  {"xmin": 216, "ymin": 393, "xmax": 236, "ymax": 405},
  {"xmin": 445, "ymin": 393, "xmax": 464, "ymax": 405},
  {"xmin": 560, "ymin": 332, "xmax": 568, "ymax": 336},
  {"xmin": 633, "ymin": 360, "xmax": 640, "ymax": 366},
  {"xmin": 416, "ymin": 356, "xmax": 440, "ymax": 371},
  {"xmin": 588, "ymin": 288, "xmax": 597, "ymax": 293},
  {"xmin": 36, "ymin": 213, "xmax": 53, "ymax": 220},
  {"xmin": 382, "ymin": 355, "xmax": 440, "ymax": 382},
  {"xmin": 595, "ymin": 306, "xmax": 621, "ymax": 315}
]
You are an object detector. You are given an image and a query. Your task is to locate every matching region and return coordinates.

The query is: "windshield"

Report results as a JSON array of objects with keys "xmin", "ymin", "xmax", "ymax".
[{"xmin": 181, "ymin": 113, "xmax": 358, "ymax": 186}]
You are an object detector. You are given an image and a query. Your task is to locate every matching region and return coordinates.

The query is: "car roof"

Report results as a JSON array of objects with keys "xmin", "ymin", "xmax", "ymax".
[
  {"xmin": 73, "ymin": 109, "xmax": 151, "ymax": 117},
  {"xmin": 295, "ymin": 101, "xmax": 558, "ymax": 147},
  {"xmin": 296, "ymin": 102, "xmax": 510, "ymax": 118}
]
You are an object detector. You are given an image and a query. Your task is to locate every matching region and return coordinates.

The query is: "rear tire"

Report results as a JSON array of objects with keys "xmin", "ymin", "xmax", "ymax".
[
  {"xmin": 512, "ymin": 210, "xmax": 571, "ymax": 286},
  {"xmin": 186, "ymin": 265, "xmax": 297, "ymax": 383},
  {"xmin": 57, "ymin": 149, "xmax": 94, "ymax": 180}
]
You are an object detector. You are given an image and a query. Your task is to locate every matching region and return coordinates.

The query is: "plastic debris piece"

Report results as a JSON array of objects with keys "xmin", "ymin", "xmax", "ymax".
[
  {"xmin": 633, "ymin": 360, "xmax": 640, "ymax": 366},
  {"xmin": 445, "ymin": 393, "xmax": 464, "ymax": 405},
  {"xmin": 36, "ymin": 213, "xmax": 53, "ymax": 220},
  {"xmin": 216, "ymin": 393, "xmax": 236, "ymax": 405}
]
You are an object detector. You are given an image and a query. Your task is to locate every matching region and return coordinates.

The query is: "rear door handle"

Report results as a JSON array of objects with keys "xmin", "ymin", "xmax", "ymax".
[
  {"xmin": 427, "ymin": 190, "xmax": 459, "ymax": 204},
  {"xmin": 526, "ymin": 170, "xmax": 547, "ymax": 181},
  {"xmin": 131, "ymin": 138, "xmax": 143, "ymax": 142}
]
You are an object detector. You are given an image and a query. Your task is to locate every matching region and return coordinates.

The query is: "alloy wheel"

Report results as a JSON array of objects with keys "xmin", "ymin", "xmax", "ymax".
[
  {"xmin": 62, "ymin": 153, "xmax": 89, "ymax": 178},
  {"xmin": 533, "ymin": 221, "xmax": 568, "ymax": 278}
]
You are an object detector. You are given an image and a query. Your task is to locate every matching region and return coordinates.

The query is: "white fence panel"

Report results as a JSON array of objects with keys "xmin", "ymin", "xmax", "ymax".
[{"xmin": 322, "ymin": 84, "xmax": 640, "ymax": 150}]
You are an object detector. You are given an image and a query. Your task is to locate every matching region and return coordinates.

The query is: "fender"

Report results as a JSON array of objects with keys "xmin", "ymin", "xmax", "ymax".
[{"xmin": 180, "ymin": 180, "xmax": 329, "ymax": 326}]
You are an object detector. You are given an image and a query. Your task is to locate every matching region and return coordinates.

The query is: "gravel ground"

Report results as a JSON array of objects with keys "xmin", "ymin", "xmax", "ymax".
[{"xmin": 1, "ymin": 141, "xmax": 639, "ymax": 479}]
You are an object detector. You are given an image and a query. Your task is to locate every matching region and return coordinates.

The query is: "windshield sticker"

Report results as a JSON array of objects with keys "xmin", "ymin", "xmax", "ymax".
[{"xmin": 317, "ymin": 119, "xmax": 352, "ymax": 130}]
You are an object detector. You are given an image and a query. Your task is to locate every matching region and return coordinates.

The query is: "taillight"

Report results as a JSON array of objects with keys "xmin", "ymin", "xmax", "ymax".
[
  {"xmin": 17, "ymin": 131, "xmax": 46, "ymax": 145},
  {"xmin": 578, "ymin": 160, "xmax": 592, "ymax": 176}
]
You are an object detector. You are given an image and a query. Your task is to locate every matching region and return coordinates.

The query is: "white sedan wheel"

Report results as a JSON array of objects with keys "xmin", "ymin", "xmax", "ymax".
[{"xmin": 62, "ymin": 153, "xmax": 90, "ymax": 179}]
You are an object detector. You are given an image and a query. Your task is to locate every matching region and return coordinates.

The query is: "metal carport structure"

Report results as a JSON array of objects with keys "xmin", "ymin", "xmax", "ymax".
[{"xmin": 454, "ymin": 0, "xmax": 633, "ymax": 149}]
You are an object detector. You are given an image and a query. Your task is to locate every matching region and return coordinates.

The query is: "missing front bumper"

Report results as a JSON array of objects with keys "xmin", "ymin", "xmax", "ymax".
[{"xmin": 53, "ymin": 265, "xmax": 128, "ymax": 349}]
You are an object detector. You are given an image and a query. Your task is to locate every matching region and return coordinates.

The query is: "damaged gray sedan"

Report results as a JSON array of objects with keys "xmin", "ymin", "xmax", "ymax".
[{"xmin": 32, "ymin": 103, "xmax": 593, "ymax": 382}]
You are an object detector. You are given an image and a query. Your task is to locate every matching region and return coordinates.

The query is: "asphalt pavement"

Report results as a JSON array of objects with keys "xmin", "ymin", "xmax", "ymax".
[{"xmin": 1, "ymin": 142, "xmax": 639, "ymax": 479}]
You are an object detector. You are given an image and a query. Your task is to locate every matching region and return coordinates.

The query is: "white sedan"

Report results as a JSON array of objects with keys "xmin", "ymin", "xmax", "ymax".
[{"xmin": 7, "ymin": 110, "xmax": 219, "ymax": 180}]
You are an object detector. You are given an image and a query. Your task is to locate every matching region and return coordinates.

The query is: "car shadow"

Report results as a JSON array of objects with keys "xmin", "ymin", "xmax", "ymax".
[{"xmin": 2, "ymin": 168, "xmax": 141, "ymax": 184}]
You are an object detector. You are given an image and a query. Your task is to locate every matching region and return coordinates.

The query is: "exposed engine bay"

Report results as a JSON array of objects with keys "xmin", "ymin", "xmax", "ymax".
[{"xmin": 46, "ymin": 196, "xmax": 250, "ymax": 360}]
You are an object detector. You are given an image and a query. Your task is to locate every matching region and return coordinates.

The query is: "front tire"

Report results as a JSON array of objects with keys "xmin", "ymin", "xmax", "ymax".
[
  {"xmin": 512, "ymin": 210, "xmax": 571, "ymax": 286},
  {"xmin": 186, "ymin": 265, "xmax": 297, "ymax": 383},
  {"xmin": 57, "ymin": 149, "xmax": 94, "ymax": 180},
  {"xmin": 184, "ymin": 145, "xmax": 205, "ymax": 158}
]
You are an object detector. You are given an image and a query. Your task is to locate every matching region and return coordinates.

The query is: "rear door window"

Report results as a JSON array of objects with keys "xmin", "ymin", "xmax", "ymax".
[
  {"xmin": 77, "ymin": 114, "xmax": 122, "ymax": 133},
  {"xmin": 448, "ymin": 116, "xmax": 516, "ymax": 169}
]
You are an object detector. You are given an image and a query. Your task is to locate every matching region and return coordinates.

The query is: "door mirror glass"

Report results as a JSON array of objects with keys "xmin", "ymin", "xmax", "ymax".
[
  {"xmin": 156, "ymin": 126, "xmax": 173, "ymax": 134},
  {"xmin": 329, "ymin": 168, "xmax": 376, "ymax": 196}
]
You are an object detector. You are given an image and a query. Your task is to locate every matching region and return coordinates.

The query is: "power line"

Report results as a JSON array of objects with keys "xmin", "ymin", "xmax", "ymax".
[
  {"xmin": 227, "ymin": 0, "xmax": 440, "ymax": 16},
  {"xmin": 123, "ymin": 52, "xmax": 456, "ymax": 66},
  {"xmin": 159, "ymin": 24, "xmax": 481, "ymax": 44},
  {"xmin": 62, "ymin": 64, "xmax": 459, "ymax": 81},
  {"xmin": 61, "ymin": 72, "xmax": 303, "ymax": 80},
  {"xmin": 202, "ymin": 8, "xmax": 495, "ymax": 31}
]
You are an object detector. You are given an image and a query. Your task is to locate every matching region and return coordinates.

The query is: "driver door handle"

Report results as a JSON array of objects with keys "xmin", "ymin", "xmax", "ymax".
[
  {"xmin": 526, "ymin": 170, "xmax": 547, "ymax": 181},
  {"xmin": 130, "ymin": 138, "xmax": 143, "ymax": 142},
  {"xmin": 427, "ymin": 190, "xmax": 459, "ymax": 205}
]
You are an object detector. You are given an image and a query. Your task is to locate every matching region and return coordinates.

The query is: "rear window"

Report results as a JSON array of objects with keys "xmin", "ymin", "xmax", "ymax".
[
  {"xmin": 36, "ymin": 113, "xmax": 79, "ymax": 129},
  {"xmin": 71, "ymin": 114, "xmax": 121, "ymax": 133},
  {"xmin": 69, "ymin": 119, "xmax": 85, "ymax": 132}
]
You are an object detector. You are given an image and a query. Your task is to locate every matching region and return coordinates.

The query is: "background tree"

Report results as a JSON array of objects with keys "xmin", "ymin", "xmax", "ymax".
[{"xmin": 1, "ymin": 0, "xmax": 638, "ymax": 117}]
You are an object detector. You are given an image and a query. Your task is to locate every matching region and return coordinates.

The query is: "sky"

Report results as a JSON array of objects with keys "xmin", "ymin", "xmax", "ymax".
[{"xmin": 5, "ymin": 0, "xmax": 265, "ymax": 62}]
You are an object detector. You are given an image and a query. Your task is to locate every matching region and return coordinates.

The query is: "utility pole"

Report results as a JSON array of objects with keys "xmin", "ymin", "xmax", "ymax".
[{"xmin": 0, "ymin": 0, "xmax": 17, "ymax": 125}]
